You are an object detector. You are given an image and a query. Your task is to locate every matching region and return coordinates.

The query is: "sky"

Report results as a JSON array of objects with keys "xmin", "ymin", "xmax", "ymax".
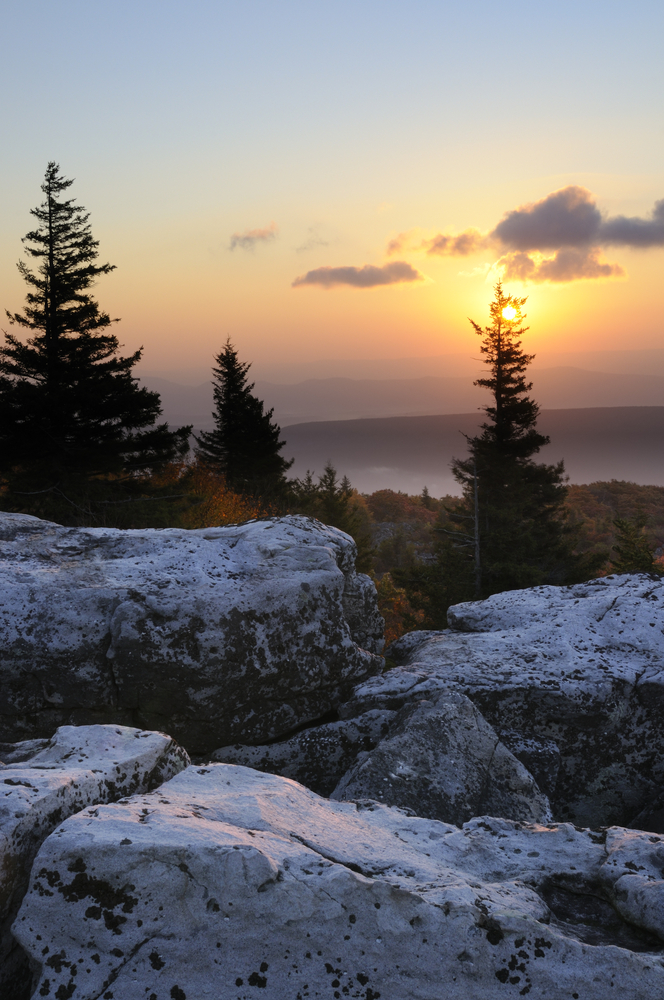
[{"xmin": 1, "ymin": 0, "xmax": 663, "ymax": 377}]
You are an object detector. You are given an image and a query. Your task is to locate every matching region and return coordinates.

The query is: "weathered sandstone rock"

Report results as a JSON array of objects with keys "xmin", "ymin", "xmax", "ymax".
[
  {"xmin": 211, "ymin": 709, "xmax": 396, "ymax": 796},
  {"xmin": 14, "ymin": 764, "xmax": 664, "ymax": 1000},
  {"xmin": 342, "ymin": 574, "xmax": 664, "ymax": 828},
  {"xmin": 0, "ymin": 513, "xmax": 384, "ymax": 753},
  {"xmin": 0, "ymin": 724, "xmax": 189, "ymax": 1000},
  {"xmin": 331, "ymin": 690, "xmax": 551, "ymax": 825}
]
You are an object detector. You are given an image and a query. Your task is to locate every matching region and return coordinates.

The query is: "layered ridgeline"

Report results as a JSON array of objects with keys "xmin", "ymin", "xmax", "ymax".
[{"xmin": 2, "ymin": 512, "xmax": 664, "ymax": 999}]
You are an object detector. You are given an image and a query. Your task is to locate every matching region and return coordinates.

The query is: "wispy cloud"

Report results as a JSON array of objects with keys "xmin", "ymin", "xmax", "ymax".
[
  {"xmin": 229, "ymin": 222, "xmax": 278, "ymax": 251},
  {"xmin": 423, "ymin": 228, "xmax": 488, "ymax": 257},
  {"xmin": 387, "ymin": 227, "xmax": 489, "ymax": 258},
  {"xmin": 292, "ymin": 260, "xmax": 424, "ymax": 289},
  {"xmin": 386, "ymin": 230, "xmax": 419, "ymax": 256},
  {"xmin": 295, "ymin": 226, "xmax": 331, "ymax": 253}
]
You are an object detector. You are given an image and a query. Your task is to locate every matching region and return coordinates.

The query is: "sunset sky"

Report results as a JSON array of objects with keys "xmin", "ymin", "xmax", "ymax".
[{"xmin": 1, "ymin": 1, "xmax": 663, "ymax": 377}]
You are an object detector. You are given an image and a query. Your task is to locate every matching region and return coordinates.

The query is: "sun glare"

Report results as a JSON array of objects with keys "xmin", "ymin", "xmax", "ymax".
[{"xmin": 502, "ymin": 306, "xmax": 517, "ymax": 321}]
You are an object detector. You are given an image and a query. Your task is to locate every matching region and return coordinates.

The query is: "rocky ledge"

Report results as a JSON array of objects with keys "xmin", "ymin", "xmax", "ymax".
[
  {"xmin": 0, "ymin": 513, "xmax": 384, "ymax": 754},
  {"xmin": 218, "ymin": 574, "xmax": 664, "ymax": 831},
  {"xmin": 0, "ymin": 725, "xmax": 189, "ymax": 1000},
  {"xmin": 10, "ymin": 759, "xmax": 664, "ymax": 1000}
]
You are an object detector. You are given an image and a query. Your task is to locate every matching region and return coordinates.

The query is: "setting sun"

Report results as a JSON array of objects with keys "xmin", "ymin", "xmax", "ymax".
[{"xmin": 502, "ymin": 306, "xmax": 517, "ymax": 321}]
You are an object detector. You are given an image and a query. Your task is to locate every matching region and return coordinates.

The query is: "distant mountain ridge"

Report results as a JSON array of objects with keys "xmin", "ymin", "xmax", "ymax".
[
  {"xmin": 141, "ymin": 367, "xmax": 664, "ymax": 430},
  {"xmin": 282, "ymin": 407, "xmax": 664, "ymax": 496}
]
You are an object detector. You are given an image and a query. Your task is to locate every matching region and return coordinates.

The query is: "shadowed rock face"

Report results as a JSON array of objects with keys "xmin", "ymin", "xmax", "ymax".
[
  {"xmin": 0, "ymin": 725, "xmax": 189, "ymax": 1000},
  {"xmin": 0, "ymin": 513, "xmax": 384, "ymax": 754},
  {"xmin": 330, "ymin": 690, "xmax": 551, "ymax": 826},
  {"xmin": 343, "ymin": 574, "xmax": 664, "ymax": 829},
  {"xmin": 12, "ymin": 764, "xmax": 664, "ymax": 1000},
  {"xmin": 211, "ymin": 709, "xmax": 396, "ymax": 796}
]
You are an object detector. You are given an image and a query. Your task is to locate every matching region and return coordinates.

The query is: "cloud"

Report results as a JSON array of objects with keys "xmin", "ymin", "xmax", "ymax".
[
  {"xmin": 292, "ymin": 260, "xmax": 424, "ymax": 289},
  {"xmin": 387, "ymin": 227, "xmax": 488, "ymax": 257},
  {"xmin": 491, "ymin": 186, "xmax": 601, "ymax": 251},
  {"xmin": 295, "ymin": 227, "xmax": 330, "ymax": 253},
  {"xmin": 423, "ymin": 228, "xmax": 488, "ymax": 257},
  {"xmin": 386, "ymin": 230, "xmax": 418, "ymax": 256},
  {"xmin": 229, "ymin": 222, "xmax": 278, "ymax": 251},
  {"xmin": 382, "ymin": 186, "xmax": 664, "ymax": 285},
  {"xmin": 496, "ymin": 247, "xmax": 625, "ymax": 283},
  {"xmin": 491, "ymin": 186, "xmax": 664, "ymax": 252},
  {"xmin": 598, "ymin": 199, "xmax": 664, "ymax": 247}
]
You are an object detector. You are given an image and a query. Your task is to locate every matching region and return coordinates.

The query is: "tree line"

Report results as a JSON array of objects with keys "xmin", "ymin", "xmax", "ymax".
[{"xmin": 1, "ymin": 164, "xmax": 660, "ymax": 622}]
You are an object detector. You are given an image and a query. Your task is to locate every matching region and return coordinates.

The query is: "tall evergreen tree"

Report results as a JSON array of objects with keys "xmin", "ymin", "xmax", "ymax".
[
  {"xmin": 449, "ymin": 282, "xmax": 585, "ymax": 596},
  {"xmin": 0, "ymin": 162, "xmax": 189, "ymax": 518},
  {"xmin": 195, "ymin": 338, "xmax": 292, "ymax": 494}
]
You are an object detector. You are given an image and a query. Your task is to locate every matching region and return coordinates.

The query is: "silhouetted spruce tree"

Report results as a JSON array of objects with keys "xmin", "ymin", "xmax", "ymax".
[
  {"xmin": 448, "ymin": 282, "xmax": 588, "ymax": 597},
  {"xmin": 195, "ymin": 338, "xmax": 292, "ymax": 495},
  {"xmin": 0, "ymin": 163, "xmax": 190, "ymax": 521}
]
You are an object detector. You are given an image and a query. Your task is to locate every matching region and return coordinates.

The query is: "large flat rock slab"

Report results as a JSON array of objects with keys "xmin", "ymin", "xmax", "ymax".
[
  {"xmin": 344, "ymin": 574, "xmax": 664, "ymax": 828},
  {"xmin": 0, "ymin": 724, "xmax": 188, "ymax": 1000},
  {"xmin": 0, "ymin": 513, "xmax": 384, "ymax": 754},
  {"xmin": 13, "ymin": 764, "xmax": 664, "ymax": 1000}
]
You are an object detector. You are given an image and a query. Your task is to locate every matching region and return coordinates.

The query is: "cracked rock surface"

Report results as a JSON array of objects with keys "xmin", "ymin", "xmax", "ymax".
[
  {"xmin": 13, "ymin": 763, "xmax": 664, "ymax": 1000},
  {"xmin": 0, "ymin": 724, "xmax": 189, "ymax": 1000},
  {"xmin": 210, "ymin": 709, "xmax": 396, "ymax": 797},
  {"xmin": 343, "ymin": 574, "xmax": 664, "ymax": 829},
  {"xmin": 0, "ymin": 512, "xmax": 384, "ymax": 754}
]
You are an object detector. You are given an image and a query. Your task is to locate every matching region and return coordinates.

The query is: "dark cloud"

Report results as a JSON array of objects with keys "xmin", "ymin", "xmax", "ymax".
[
  {"xmin": 292, "ymin": 260, "xmax": 424, "ymax": 289},
  {"xmin": 423, "ymin": 228, "xmax": 487, "ymax": 256},
  {"xmin": 491, "ymin": 186, "xmax": 664, "ymax": 253},
  {"xmin": 598, "ymin": 199, "xmax": 664, "ymax": 247},
  {"xmin": 498, "ymin": 247, "xmax": 624, "ymax": 283},
  {"xmin": 229, "ymin": 222, "xmax": 278, "ymax": 251},
  {"xmin": 491, "ymin": 186, "xmax": 601, "ymax": 251}
]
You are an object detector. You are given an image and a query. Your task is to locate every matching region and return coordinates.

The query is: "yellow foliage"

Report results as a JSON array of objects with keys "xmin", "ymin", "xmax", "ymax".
[{"xmin": 374, "ymin": 572, "xmax": 425, "ymax": 646}]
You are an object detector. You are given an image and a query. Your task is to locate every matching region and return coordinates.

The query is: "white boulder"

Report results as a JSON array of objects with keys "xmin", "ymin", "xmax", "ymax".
[
  {"xmin": 14, "ymin": 763, "xmax": 664, "ymax": 1000},
  {"xmin": 345, "ymin": 574, "xmax": 664, "ymax": 828},
  {"xmin": 0, "ymin": 513, "xmax": 384, "ymax": 754},
  {"xmin": 0, "ymin": 724, "xmax": 189, "ymax": 1000}
]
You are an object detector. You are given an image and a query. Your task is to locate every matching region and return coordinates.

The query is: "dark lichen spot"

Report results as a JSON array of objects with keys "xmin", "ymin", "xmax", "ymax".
[
  {"xmin": 495, "ymin": 969, "xmax": 509, "ymax": 984},
  {"xmin": 150, "ymin": 951, "xmax": 165, "ymax": 971},
  {"xmin": 248, "ymin": 971, "xmax": 267, "ymax": 987},
  {"xmin": 170, "ymin": 988, "xmax": 186, "ymax": 1000}
]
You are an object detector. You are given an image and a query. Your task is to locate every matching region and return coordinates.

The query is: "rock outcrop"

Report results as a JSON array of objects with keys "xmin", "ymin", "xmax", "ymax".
[
  {"xmin": 13, "ymin": 763, "xmax": 664, "ymax": 1000},
  {"xmin": 211, "ymin": 709, "xmax": 396, "ymax": 797},
  {"xmin": 0, "ymin": 513, "xmax": 384, "ymax": 754},
  {"xmin": 331, "ymin": 690, "xmax": 551, "ymax": 825},
  {"xmin": 0, "ymin": 724, "xmax": 189, "ymax": 1000},
  {"xmin": 341, "ymin": 574, "xmax": 664, "ymax": 829}
]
